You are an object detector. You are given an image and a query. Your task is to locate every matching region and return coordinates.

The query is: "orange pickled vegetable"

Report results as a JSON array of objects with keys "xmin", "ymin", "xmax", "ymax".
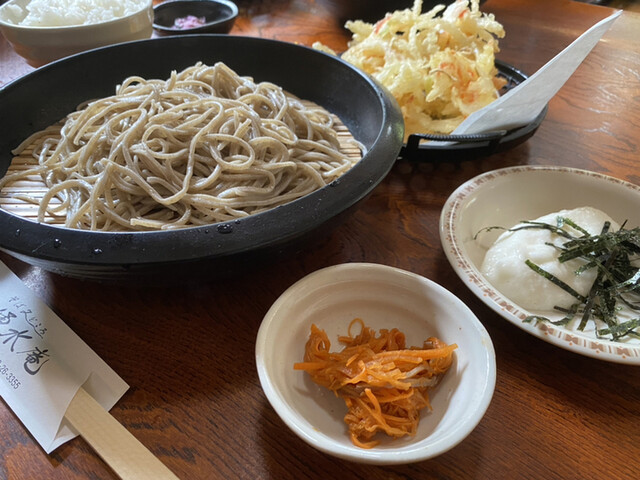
[{"xmin": 294, "ymin": 318, "xmax": 457, "ymax": 448}]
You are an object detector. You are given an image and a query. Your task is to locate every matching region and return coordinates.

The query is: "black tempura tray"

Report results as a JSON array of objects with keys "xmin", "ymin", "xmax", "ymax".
[{"xmin": 398, "ymin": 60, "xmax": 547, "ymax": 162}]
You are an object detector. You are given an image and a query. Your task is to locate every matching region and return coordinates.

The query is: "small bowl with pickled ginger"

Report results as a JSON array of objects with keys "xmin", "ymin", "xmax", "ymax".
[
  {"xmin": 152, "ymin": 0, "xmax": 238, "ymax": 35},
  {"xmin": 255, "ymin": 262, "xmax": 496, "ymax": 464}
]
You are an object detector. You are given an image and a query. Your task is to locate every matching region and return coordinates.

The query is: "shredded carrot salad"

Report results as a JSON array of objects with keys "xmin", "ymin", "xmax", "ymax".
[{"xmin": 294, "ymin": 318, "xmax": 457, "ymax": 448}]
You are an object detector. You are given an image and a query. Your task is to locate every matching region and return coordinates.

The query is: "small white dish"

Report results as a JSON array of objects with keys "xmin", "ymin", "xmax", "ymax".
[
  {"xmin": 0, "ymin": 0, "xmax": 153, "ymax": 67},
  {"xmin": 255, "ymin": 262, "xmax": 496, "ymax": 465},
  {"xmin": 440, "ymin": 165, "xmax": 640, "ymax": 364}
]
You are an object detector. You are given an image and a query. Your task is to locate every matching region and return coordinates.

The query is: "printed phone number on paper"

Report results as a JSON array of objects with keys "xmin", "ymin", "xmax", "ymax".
[{"xmin": 0, "ymin": 358, "xmax": 21, "ymax": 390}]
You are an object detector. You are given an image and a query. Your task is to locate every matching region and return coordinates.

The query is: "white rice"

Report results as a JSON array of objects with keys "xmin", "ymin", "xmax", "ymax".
[{"xmin": 7, "ymin": 0, "xmax": 149, "ymax": 27}]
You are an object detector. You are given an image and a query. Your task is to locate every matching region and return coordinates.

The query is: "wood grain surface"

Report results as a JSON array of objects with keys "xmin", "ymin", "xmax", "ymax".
[{"xmin": 1, "ymin": 1, "xmax": 639, "ymax": 479}]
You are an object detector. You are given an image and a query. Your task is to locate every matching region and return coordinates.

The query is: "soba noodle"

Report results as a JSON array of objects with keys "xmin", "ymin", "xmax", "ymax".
[{"xmin": 0, "ymin": 62, "xmax": 361, "ymax": 231}]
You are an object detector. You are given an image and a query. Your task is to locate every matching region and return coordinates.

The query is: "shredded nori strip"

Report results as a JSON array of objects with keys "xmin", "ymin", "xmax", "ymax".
[
  {"xmin": 598, "ymin": 319, "xmax": 640, "ymax": 341},
  {"xmin": 487, "ymin": 215, "xmax": 640, "ymax": 341},
  {"xmin": 523, "ymin": 260, "xmax": 587, "ymax": 303}
]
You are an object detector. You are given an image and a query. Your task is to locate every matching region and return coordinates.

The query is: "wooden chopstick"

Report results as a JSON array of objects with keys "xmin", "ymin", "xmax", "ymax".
[{"xmin": 65, "ymin": 387, "xmax": 180, "ymax": 480}]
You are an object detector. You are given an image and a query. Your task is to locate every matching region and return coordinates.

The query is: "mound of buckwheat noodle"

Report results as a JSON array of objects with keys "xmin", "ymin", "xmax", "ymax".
[{"xmin": 0, "ymin": 62, "xmax": 361, "ymax": 231}]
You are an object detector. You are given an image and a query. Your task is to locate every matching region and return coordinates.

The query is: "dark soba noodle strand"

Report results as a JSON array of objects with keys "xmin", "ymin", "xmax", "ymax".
[{"xmin": 0, "ymin": 62, "xmax": 361, "ymax": 231}]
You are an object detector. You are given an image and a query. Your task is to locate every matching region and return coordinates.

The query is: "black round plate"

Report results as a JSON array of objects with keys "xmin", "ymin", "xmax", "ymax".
[{"xmin": 0, "ymin": 35, "xmax": 404, "ymax": 283}]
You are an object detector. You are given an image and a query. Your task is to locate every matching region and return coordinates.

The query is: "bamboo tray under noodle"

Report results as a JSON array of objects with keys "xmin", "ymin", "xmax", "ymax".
[{"xmin": 0, "ymin": 35, "xmax": 404, "ymax": 283}]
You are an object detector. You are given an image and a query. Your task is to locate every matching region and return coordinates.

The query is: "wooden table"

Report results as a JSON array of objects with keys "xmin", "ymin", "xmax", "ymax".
[{"xmin": 1, "ymin": 0, "xmax": 639, "ymax": 478}]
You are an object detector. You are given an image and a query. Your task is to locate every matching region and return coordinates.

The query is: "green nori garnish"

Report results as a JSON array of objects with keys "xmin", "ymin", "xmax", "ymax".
[
  {"xmin": 486, "ymin": 215, "xmax": 640, "ymax": 341},
  {"xmin": 598, "ymin": 319, "xmax": 640, "ymax": 340}
]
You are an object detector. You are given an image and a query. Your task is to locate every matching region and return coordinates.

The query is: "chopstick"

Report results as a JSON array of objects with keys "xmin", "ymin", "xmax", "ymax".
[{"xmin": 65, "ymin": 387, "xmax": 180, "ymax": 480}]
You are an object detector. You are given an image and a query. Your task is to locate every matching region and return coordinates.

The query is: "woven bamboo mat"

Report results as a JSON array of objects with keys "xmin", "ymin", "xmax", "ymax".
[{"xmin": 0, "ymin": 146, "xmax": 61, "ymax": 221}]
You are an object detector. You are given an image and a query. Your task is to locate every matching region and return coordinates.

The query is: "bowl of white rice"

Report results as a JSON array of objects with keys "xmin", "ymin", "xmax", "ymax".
[{"xmin": 0, "ymin": 0, "xmax": 153, "ymax": 67}]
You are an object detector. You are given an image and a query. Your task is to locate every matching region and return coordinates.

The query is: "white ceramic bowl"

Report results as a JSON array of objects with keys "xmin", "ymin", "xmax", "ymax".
[
  {"xmin": 0, "ymin": 0, "xmax": 153, "ymax": 67},
  {"xmin": 440, "ymin": 165, "xmax": 640, "ymax": 364},
  {"xmin": 255, "ymin": 263, "xmax": 496, "ymax": 464}
]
